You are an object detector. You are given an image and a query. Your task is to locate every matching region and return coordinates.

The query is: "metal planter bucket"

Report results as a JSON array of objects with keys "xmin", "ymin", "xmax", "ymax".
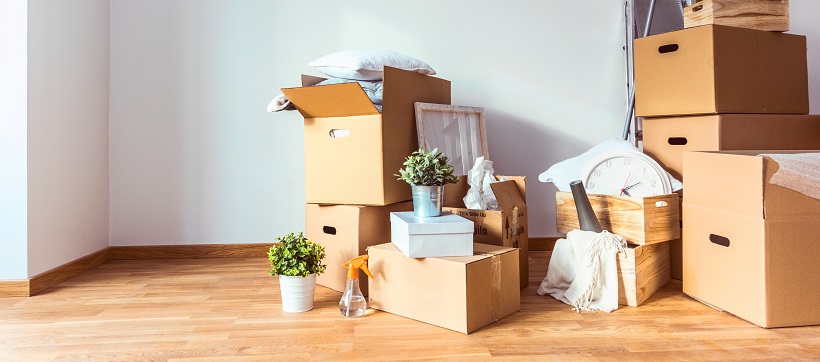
[{"xmin": 412, "ymin": 185, "xmax": 444, "ymax": 217}]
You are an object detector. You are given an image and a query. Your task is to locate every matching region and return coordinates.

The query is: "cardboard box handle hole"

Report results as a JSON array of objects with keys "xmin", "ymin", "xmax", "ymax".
[
  {"xmin": 329, "ymin": 129, "xmax": 350, "ymax": 138},
  {"xmin": 658, "ymin": 44, "xmax": 679, "ymax": 54},
  {"xmin": 693, "ymin": 4, "xmax": 703, "ymax": 12},
  {"xmin": 709, "ymin": 234, "xmax": 730, "ymax": 247},
  {"xmin": 668, "ymin": 137, "xmax": 688, "ymax": 146},
  {"xmin": 323, "ymin": 226, "xmax": 337, "ymax": 235}
]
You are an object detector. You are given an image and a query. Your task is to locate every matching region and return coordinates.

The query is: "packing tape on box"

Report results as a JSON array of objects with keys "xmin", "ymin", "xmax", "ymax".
[
  {"xmin": 510, "ymin": 206, "xmax": 521, "ymax": 248},
  {"xmin": 473, "ymin": 252, "xmax": 503, "ymax": 321},
  {"xmin": 491, "ymin": 254, "xmax": 501, "ymax": 321}
]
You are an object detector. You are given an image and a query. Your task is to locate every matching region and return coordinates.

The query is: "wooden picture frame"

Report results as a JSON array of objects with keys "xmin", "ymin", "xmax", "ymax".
[{"xmin": 414, "ymin": 102, "xmax": 489, "ymax": 176}]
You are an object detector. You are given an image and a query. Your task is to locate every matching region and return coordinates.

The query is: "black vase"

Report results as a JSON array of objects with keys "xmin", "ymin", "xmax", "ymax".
[{"xmin": 569, "ymin": 180, "xmax": 603, "ymax": 233}]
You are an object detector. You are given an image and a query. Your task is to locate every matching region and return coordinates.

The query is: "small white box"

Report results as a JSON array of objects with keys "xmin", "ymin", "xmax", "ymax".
[{"xmin": 389, "ymin": 211, "xmax": 474, "ymax": 258}]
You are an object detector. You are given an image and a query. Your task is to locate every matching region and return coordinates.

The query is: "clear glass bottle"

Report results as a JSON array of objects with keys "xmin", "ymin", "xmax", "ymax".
[{"xmin": 339, "ymin": 278, "xmax": 367, "ymax": 317}]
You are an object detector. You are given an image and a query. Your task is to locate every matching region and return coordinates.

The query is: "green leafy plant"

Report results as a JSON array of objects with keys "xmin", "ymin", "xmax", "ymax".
[
  {"xmin": 396, "ymin": 148, "xmax": 459, "ymax": 186},
  {"xmin": 267, "ymin": 232, "xmax": 326, "ymax": 277}
]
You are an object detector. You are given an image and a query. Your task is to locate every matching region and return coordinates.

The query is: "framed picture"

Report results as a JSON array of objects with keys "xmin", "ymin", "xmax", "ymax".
[{"xmin": 414, "ymin": 102, "xmax": 489, "ymax": 176}]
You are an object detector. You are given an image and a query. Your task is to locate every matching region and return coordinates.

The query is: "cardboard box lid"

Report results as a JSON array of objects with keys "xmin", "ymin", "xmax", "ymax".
[
  {"xmin": 280, "ymin": 79, "xmax": 379, "ymax": 118},
  {"xmin": 684, "ymin": 150, "xmax": 820, "ymax": 219},
  {"xmin": 490, "ymin": 179, "xmax": 527, "ymax": 211},
  {"xmin": 368, "ymin": 242, "xmax": 515, "ymax": 264},
  {"xmin": 390, "ymin": 211, "xmax": 473, "ymax": 235},
  {"xmin": 281, "ymin": 66, "xmax": 450, "ymax": 119},
  {"xmin": 444, "ymin": 176, "xmax": 527, "ymax": 209}
]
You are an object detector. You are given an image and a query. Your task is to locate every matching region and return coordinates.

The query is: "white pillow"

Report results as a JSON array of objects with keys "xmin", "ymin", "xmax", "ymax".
[{"xmin": 308, "ymin": 49, "xmax": 436, "ymax": 81}]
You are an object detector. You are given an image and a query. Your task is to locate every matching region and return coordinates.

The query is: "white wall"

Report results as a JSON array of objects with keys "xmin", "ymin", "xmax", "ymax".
[
  {"xmin": 109, "ymin": 0, "xmax": 820, "ymax": 245},
  {"xmin": 792, "ymin": 0, "xmax": 820, "ymax": 114},
  {"xmin": 0, "ymin": 0, "xmax": 29, "ymax": 280},
  {"xmin": 26, "ymin": 0, "xmax": 110, "ymax": 276},
  {"xmin": 108, "ymin": 0, "xmax": 626, "ymax": 244}
]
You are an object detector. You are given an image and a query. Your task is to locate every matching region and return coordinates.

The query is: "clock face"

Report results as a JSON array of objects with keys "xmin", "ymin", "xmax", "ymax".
[{"xmin": 582, "ymin": 152, "xmax": 672, "ymax": 197}]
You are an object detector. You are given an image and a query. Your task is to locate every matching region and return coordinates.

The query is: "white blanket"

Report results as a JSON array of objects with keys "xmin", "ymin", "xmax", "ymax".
[{"xmin": 537, "ymin": 230, "xmax": 626, "ymax": 312}]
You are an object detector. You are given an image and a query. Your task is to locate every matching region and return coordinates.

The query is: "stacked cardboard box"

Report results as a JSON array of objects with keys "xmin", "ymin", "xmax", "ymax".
[
  {"xmin": 634, "ymin": 6, "xmax": 820, "ymax": 327},
  {"xmin": 283, "ymin": 66, "xmax": 451, "ymax": 294},
  {"xmin": 554, "ymin": 192, "xmax": 678, "ymax": 306},
  {"xmin": 284, "ymin": 66, "xmax": 522, "ymax": 334}
]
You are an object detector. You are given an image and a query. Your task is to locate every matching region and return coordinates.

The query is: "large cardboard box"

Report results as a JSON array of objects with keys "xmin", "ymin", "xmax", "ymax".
[
  {"xmin": 368, "ymin": 243, "xmax": 520, "ymax": 334},
  {"xmin": 281, "ymin": 67, "xmax": 451, "ymax": 205},
  {"xmin": 555, "ymin": 191, "xmax": 680, "ymax": 246},
  {"xmin": 682, "ymin": 151, "xmax": 820, "ymax": 328},
  {"xmin": 389, "ymin": 211, "xmax": 474, "ymax": 258},
  {"xmin": 683, "ymin": 0, "xmax": 790, "ymax": 32},
  {"xmin": 305, "ymin": 202, "xmax": 412, "ymax": 294},
  {"xmin": 634, "ymin": 25, "xmax": 808, "ymax": 117},
  {"xmin": 643, "ymin": 114, "xmax": 820, "ymax": 181},
  {"xmin": 444, "ymin": 176, "xmax": 529, "ymax": 289}
]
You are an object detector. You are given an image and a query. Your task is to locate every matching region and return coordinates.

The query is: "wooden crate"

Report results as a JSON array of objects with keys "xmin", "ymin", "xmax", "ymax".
[
  {"xmin": 684, "ymin": 0, "xmax": 789, "ymax": 32},
  {"xmin": 555, "ymin": 192, "xmax": 680, "ymax": 246},
  {"xmin": 618, "ymin": 242, "xmax": 671, "ymax": 307}
]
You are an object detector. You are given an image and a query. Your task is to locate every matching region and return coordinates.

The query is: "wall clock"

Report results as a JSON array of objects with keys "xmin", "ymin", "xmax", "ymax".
[{"xmin": 580, "ymin": 150, "xmax": 672, "ymax": 197}]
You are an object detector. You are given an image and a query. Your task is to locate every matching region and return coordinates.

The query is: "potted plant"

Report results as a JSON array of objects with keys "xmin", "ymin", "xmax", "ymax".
[
  {"xmin": 267, "ymin": 232, "xmax": 327, "ymax": 313},
  {"xmin": 396, "ymin": 148, "xmax": 459, "ymax": 217}
]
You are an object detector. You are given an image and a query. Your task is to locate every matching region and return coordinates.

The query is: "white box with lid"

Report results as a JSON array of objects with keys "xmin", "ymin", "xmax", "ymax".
[{"xmin": 390, "ymin": 211, "xmax": 474, "ymax": 258}]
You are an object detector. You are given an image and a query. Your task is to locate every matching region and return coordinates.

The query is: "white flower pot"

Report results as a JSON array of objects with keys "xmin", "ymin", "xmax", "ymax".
[{"xmin": 278, "ymin": 273, "xmax": 317, "ymax": 313}]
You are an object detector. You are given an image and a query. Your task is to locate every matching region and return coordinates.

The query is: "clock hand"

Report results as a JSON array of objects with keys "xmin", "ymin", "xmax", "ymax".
[
  {"xmin": 619, "ymin": 172, "xmax": 632, "ymax": 196},
  {"xmin": 624, "ymin": 181, "xmax": 642, "ymax": 191}
]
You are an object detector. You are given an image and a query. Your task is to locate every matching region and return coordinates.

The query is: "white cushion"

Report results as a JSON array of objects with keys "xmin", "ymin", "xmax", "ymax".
[{"xmin": 308, "ymin": 49, "xmax": 436, "ymax": 81}]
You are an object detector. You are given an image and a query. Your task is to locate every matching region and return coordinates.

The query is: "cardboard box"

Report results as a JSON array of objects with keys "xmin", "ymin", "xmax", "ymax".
[
  {"xmin": 305, "ymin": 202, "xmax": 412, "ymax": 294},
  {"xmin": 618, "ymin": 242, "xmax": 671, "ymax": 307},
  {"xmin": 390, "ymin": 211, "xmax": 474, "ymax": 258},
  {"xmin": 643, "ymin": 114, "xmax": 820, "ymax": 181},
  {"xmin": 443, "ymin": 176, "xmax": 529, "ymax": 289},
  {"xmin": 368, "ymin": 243, "xmax": 520, "ymax": 334},
  {"xmin": 555, "ymin": 191, "xmax": 680, "ymax": 246},
  {"xmin": 634, "ymin": 25, "xmax": 808, "ymax": 117},
  {"xmin": 683, "ymin": 150, "xmax": 820, "ymax": 328},
  {"xmin": 281, "ymin": 67, "xmax": 451, "ymax": 205},
  {"xmin": 684, "ymin": 0, "xmax": 789, "ymax": 32}
]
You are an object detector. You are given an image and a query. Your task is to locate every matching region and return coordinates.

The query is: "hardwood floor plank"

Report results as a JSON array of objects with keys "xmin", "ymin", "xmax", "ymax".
[{"xmin": 1, "ymin": 252, "xmax": 820, "ymax": 360}]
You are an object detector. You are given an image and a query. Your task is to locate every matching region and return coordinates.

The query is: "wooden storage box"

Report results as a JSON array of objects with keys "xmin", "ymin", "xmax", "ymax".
[
  {"xmin": 684, "ymin": 0, "xmax": 789, "ymax": 32},
  {"xmin": 618, "ymin": 242, "xmax": 671, "ymax": 307},
  {"xmin": 555, "ymin": 192, "xmax": 680, "ymax": 246}
]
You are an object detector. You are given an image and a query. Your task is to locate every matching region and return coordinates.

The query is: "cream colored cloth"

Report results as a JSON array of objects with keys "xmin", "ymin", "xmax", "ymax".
[
  {"xmin": 762, "ymin": 153, "xmax": 820, "ymax": 200},
  {"xmin": 537, "ymin": 230, "xmax": 626, "ymax": 312}
]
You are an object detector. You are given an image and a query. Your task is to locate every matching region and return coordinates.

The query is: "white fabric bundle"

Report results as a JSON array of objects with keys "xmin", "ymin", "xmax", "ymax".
[
  {"xmin": 537, "ymin": 230, "xmax": 626, "ymax": 312},
  {"xmin": 463, "ymin": 157, "xmax": 501, "ymax": 210}
]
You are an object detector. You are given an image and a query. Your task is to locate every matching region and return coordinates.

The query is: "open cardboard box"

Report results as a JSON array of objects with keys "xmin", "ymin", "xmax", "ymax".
[
  {"xmin": 634, "ymin": 25, "xmax": 808, "ymax": 117},
  {"xmin": 281, "ymin": 67, "xmax": 451, "ymax": 205},
  {"xmin": 643, "ymin": 114, "xmax": 820, "ymax": 181},
  {"xmin": 683, "ymin": 150, "xmax": 820, "ymax": 328},
  {"xmin": 443, "ymin": 176, "xmax": 529, "ymax": 289}
]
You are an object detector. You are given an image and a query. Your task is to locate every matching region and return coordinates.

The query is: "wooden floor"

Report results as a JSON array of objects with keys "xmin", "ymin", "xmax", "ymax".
[{"xmin": 2, "ymin": 252, "xmax": 820, "ymax": 361}]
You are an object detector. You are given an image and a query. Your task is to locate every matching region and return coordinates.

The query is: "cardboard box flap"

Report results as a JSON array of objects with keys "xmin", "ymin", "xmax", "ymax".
[
  {"xmin": 380, "ymin": 66, "xmax": 451, "ymax": 121},
  {"xmin": 761, "ymin": 152, "xmax": 820, "ymax": 219},
  {"xmin": 684, "ymin": 151, "xmax": 764, "ymax": 218},
  {"xmin": 280, "ymin": 82, "xmax": 379, "ymax": 118},
  {"xmin": 490, "ymin": 180, "xmax": 526, "ymax": 210}
]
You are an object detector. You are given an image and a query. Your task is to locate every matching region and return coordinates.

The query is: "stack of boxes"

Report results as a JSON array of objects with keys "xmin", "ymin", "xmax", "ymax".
[
  {"xmin": 282, "ymin": 66, "xmax": 526, "ymax": 334},
  {"xmin": 553, "ymin": 191, "xmax": 679, "ymax": 307},
  {"xmin": 634, "ymin": 0, "xmax": 820, "ymax": 327}
]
